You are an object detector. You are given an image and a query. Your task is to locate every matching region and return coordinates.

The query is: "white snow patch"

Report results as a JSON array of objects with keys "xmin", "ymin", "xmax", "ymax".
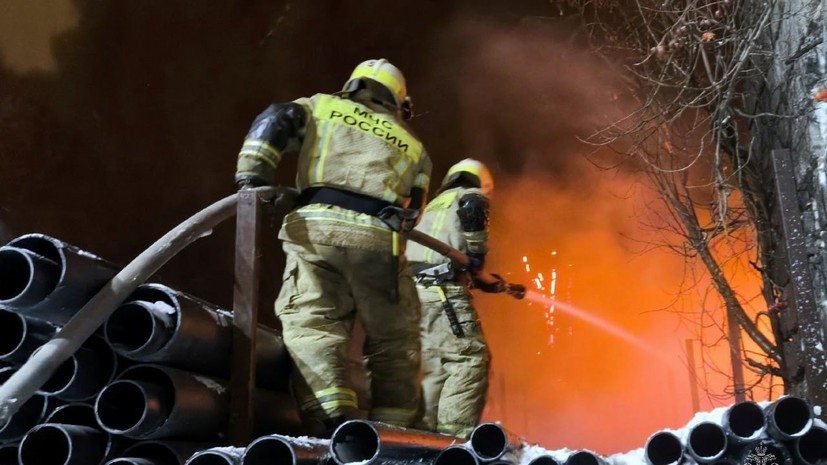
[
  {"xmin": 146, "ymin": 301, "xmax": 176, "ymax": 329},
  {"xmin": 815, "ymin": 410, "xmax": 826, "ymax": 430},
  {"xmin": 74, "ymin": 249, "xmax": 103, "ymax": 260},
  {"xmin": 215, "ymin": 309, "xmax": 233, "ymax": 327},
  {"xmin": 150, "ymin": 300, "xmax": 176, "ymax": 315},
  {"xmin": 193, "ymin": 375, "xmax": 226, "ymax": 394},
  {"xmin": 206, "ymin": 446, "xmax": 245, "ymax": 459},
  {"xmin": 518, "ymin": 444, "xmax": 574, "ymax": 465},
  {"xmin": 290, "ymin": 435, "xmax": 330, "ymax": 447}
]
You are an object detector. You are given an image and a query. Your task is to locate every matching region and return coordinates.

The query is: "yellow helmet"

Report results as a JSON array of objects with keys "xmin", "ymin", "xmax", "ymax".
[
  {"xmin": 443, "ymin": 159, "xmax": 494, "ymax": 197},
  {"xmin": 343, "ymin": 59, "xmax": 407, "ymax": 108}
]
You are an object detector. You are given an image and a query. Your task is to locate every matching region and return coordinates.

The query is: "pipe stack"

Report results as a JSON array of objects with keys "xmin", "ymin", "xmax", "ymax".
[
  {"xmin": 329, "ymin": 420, "xmax": 459, "ymax": 465},
  {"xmin": 469, "ymin": 422, "xmax": 523, "ymax": 463},
  {"xmin": 635, "ymin": 397, "xmax": 826, "ymax": 465},
  {"xmin": 242, "ymin": 434, "xmax": 329, "ymax": 465},
  {"xmin": 94, "ymin": 364, "xmax": 300, "ymax": 441},
  {"xmin": 0, "ymin": 234, "xmax": 298, "ymax": 464},
  {"xmin": 103, "ymin": 284, "xmax": 290, "ymax": 391},
  {"xmin": 0, "ymin": 234, "xmax": 119, "ymax": 324},
  {"xmin": 105, "ymin": 440, "xmax": 214, "ymax": 465}
]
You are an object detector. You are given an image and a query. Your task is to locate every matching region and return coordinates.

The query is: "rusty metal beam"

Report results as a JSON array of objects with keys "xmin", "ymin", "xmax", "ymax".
[{"xmin": 230, "ymin": 190, "xmax": 262, "ymax": 444}]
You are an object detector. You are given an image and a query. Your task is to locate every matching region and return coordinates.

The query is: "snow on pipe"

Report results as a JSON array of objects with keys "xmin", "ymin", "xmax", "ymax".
[
  {"xmin": 0, "ymin": 234, "xmax": 119, "ymax": 324},
  {"xmin": 469, "ymin": 422, "xmax": 522, "ymax": 462},
  {"xmin": 434, "ymin": 446, "xmax": 480, "ymax": 465},
  {"xmin": 0, "ymin": 367, "xmax": 54, "ymax": 442},
  {"xmin": 19, "ymin": 423, "xmax": 109, "ymax": 465},
  {"xmin": 564, "ymin": 450, "xmax": 607, "ymax": 465},
  {"xmin": 527, "ymin": 454, "xmax": 562, "ymax": 465},
  {"xmin": 791, "ymin": 425, "xmax": 827, "ymax": 465},
  {"xmin": 764, "ymin": 396, "xmax": 813, "ymax": 440},
  {"xmin": 686, "ymin": 422, "xmax": 728, "ymax": 463},
  {"xmin": 722, "ymin": 401, "xmax": 766, "ymax": 443},
  {"xmin": 330, "ymin": 420, "xmax": 459, "ymax": 465},
  {"xmin": 185, "ymin": 448, "xmax": 243, "ymax": 465},
  {"xmin": 108, "ymin": 440, "xmax": 217, "ymax": 465},
  {"xmin": 643, "ymin": 430, "xmax": 683, "ymax": 465},
  {"xmin": 45, "ymin": 402, "xmax": 132, "ymax": 462},
  {"xmin": 242, "ymin": 434, "xmax": 330, "ymax": 465},
  {"xmin": 103, "ymin": 283, "xmax": 290, "ymax": 391},
  {"xmin": 0, "ymin": 308, "xmax": 57, "ymax": 365},
  {"xmin": 94, "ymin": 364, "xmax": 302, "ymax": 441},
  {"xmin": 37, "ymin": 335, "xmax": 118, "ymax": 401}
]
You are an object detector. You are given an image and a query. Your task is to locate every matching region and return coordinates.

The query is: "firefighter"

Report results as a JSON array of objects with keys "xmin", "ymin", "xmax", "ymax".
[
  {"xmin": 235, "ymin": 59, "xmax": 432, "ymax": 436},
  {"xmin": 406, "ymin": 158, "xmax": 519, "ymax": 439}
]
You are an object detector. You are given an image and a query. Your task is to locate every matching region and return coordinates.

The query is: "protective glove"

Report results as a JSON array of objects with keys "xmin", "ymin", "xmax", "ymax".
[
  {"xmin": 475, "ymin": 273, "xmax": 507, "ymax": 294},
  {"xmin": 378, "ymin": 206, "xmax": 420, "ymax": 232},
  {"xmin": 465, "ymin": 251, "xmax": 485, "ymax": 272},
  {"xmin": 235, "ymin": 175, "xmax": 265, "ymax": 191}
]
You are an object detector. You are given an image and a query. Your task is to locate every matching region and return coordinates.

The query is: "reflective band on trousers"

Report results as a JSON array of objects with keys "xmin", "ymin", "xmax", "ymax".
[
  {"xmin": 284, "ymin": 205, "xmax": 392, "ymax": 232},
  {"xmin": 370, "ymin": 407, "xmax": 418, "ymax": 426},
  {"xmin": 304, "ymin": 387, "xmax": 359, "ymax": 413}
]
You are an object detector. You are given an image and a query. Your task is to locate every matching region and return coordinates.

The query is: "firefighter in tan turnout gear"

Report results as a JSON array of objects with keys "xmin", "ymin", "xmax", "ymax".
[
  {"xmin": 407, "ymin": 159, "xmax": 522, "ymax": 439},
  {"xmin": 235, "ymin": 59, "xmax": 432, "ymax": 436}
]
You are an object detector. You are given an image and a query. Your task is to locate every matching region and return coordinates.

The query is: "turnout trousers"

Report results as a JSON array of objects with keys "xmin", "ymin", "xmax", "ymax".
[
  {"xmin": 276, "ymin": 239, "xmax": 422, "ymax": 433},
  {"xmin": 416, "ymin": 284, "xmax": 491, "ymax": 439}
]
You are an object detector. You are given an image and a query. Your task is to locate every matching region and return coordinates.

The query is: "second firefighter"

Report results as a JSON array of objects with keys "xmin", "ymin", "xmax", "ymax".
[{"xmin": 407, "ymin": 158, "xmax": 519, "ymax": 439}]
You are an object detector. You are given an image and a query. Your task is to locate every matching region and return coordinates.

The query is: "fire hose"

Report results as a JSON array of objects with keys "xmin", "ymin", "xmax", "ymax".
[
  {"xmin": 403, "ymin": 229, "xmax": 526, "ymax": 300},
  {"xmin": 403, "ymin": 230, "xmax": 526, "ymax": 337}
]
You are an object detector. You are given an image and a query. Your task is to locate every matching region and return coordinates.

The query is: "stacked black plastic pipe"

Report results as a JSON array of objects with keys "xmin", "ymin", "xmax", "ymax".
[
  {"xmin": 0, "ymin": 234, "xmax": 299, "ymax": 465},
  {"xmin": 642, "ymin": 397, "xmax": 827, "ymax": 465}
]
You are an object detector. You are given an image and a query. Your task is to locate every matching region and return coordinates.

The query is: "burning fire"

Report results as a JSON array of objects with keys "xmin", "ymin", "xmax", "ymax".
[{"xmin": 476, "ymin": 173, "xmax": 767, "ymax": 454}]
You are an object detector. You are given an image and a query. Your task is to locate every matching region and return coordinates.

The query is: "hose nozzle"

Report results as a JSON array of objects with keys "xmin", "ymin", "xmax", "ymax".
[{"xmin": 506, "ymin": 283, "xmax": 526, "ymax": 300}]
